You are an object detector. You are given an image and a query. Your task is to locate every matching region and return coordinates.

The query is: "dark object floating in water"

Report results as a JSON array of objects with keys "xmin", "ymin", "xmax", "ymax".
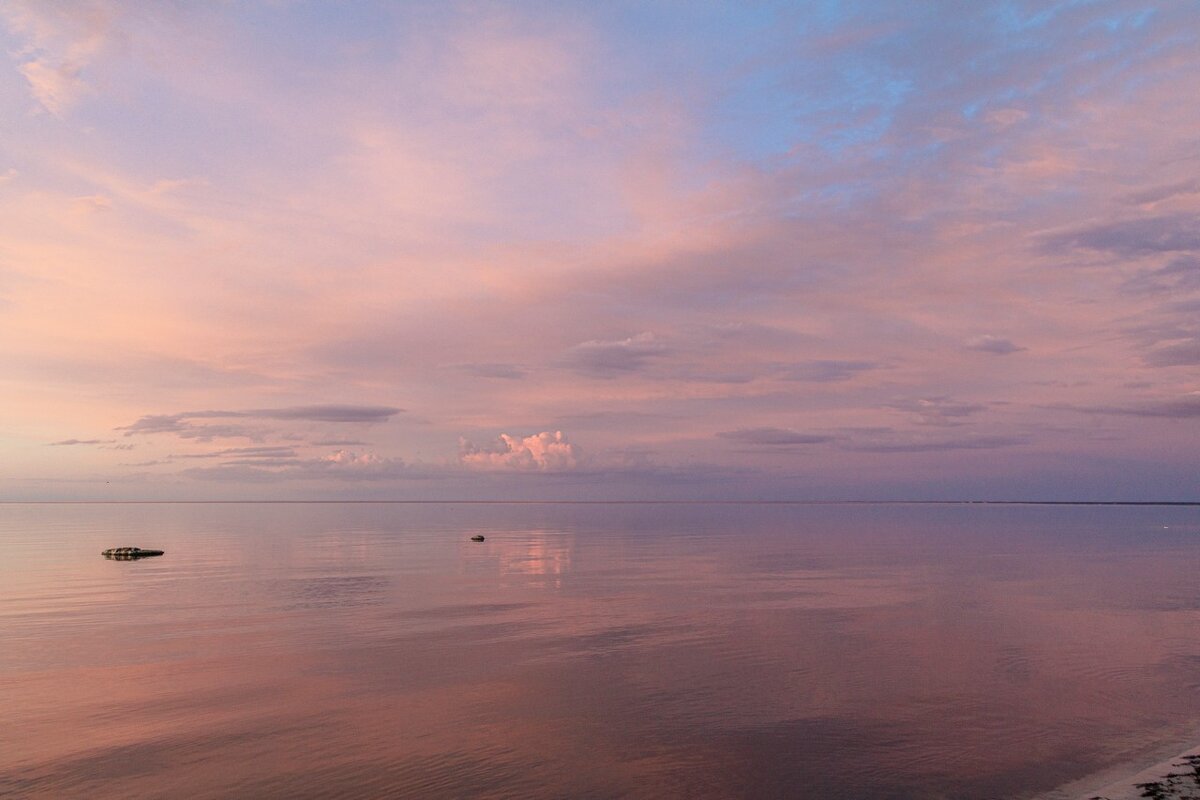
[
  {"xmin": 103, "ymin": 547, "xmax": 165, "ymax": 560},
  {"xmin": 470, "ymin": 535, "xmax": 485, "ymax": 542}
]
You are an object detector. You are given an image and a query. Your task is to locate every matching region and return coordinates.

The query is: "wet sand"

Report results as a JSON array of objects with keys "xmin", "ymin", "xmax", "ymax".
[{"xmin": 1040, "ymin": 743, "xmax": 1200, "ymax": 800}]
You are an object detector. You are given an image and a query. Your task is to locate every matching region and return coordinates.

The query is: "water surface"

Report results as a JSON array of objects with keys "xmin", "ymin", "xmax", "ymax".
[{"xmin": 2, "ymin": 502, "xmax": 1198, "ymax": 798}]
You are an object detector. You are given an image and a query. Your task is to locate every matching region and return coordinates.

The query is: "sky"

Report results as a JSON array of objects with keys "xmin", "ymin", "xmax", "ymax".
[{"xmin": 1, "ymin": 0, "xmax": 1197, "ymax": 501}]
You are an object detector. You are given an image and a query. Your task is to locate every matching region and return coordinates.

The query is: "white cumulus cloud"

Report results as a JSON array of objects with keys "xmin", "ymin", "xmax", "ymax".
[
  {"xmin": 322, "ymin": 449, "xmax": 385, "ymax": 467},
  {"xmin": 459, "ymin": 430, "xmax": 580, "ymax": 471}
]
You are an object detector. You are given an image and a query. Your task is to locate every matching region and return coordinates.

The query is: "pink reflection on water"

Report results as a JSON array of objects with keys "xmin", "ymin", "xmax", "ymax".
[{"xmin": 2, "ymin": 504, "xmax": 1200, "ymax": 798}]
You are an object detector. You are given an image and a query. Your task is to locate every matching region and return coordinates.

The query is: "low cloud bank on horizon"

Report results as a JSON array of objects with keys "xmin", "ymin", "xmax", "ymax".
[{"xmin": 1, "ymin": 1, "xmax": 1198, "ymax": 500}]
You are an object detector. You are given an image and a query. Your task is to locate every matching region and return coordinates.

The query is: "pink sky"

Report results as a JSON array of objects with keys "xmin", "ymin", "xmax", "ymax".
[{"xmin": 1, "ymin": 1, "xmax": 1197, "ymax": 500}]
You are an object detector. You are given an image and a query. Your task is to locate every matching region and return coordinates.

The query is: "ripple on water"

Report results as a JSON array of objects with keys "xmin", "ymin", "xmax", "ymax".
[{"xmin": 4, "ymin": 502, "xmax": 1200, "ymax": 799}]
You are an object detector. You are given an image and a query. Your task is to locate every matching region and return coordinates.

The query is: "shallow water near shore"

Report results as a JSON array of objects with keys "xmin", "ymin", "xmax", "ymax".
[{"xmin": 2, "ymin": 502, "xmax": 1199, "ymax": 799}]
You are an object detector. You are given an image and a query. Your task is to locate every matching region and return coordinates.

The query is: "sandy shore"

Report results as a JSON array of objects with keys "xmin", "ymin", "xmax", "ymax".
[{"xmin": 1038, "ymin": 744, "xmax": 1200, "ymax": 800}]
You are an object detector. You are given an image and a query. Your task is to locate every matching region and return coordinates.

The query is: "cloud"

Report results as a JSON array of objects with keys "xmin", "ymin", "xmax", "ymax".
[
  {"xmin": 779, "ymin": 360, "xmax": 877, "ymax": 382},
  {"xmin": 1055, "ymin": 394, "xmax": 1200, "ymax": 419},
  {"xmin": 1124, "ymin": 395, "xmax": 1200, "ymax": 418},
  {"xmin": 217, "ymin": 458, "xmax": 304, "ymax": 468},
  {"xmin": 1122, "ymin": 256, "xmax": 1200, "ymax": 294},
  {"xmin": 667, "ymin": 367, "xmax": 758, "ymax": 384},
  {"xmin": 562, "ymin": 333, "xmax": 667, "ymax": 377},
  {"xmin": 115, "ymin": 414, "xmax": 192, "ymax": 435},
  {"xmin": 0, "ymin": 0, "xmax": 125, "ymax": 115},
  {"xmin": 701, "ymin": 322, "xmax": 815, "ymax": 348},
  {"xmin": 72, "ymin": 194, "xmax": 112, "ymax": 212},
  {"xmin": 321, "ymin": 449, "xmax": 384, "ymax": 466},
  {"xmin": 984, "ymin": 108, "xmax": 1028, "ymax": 128},
  {"xmin": 1144, "ymin": 339, "xmax": 1200, "ymax": 367},
  {"xmin": 182, "ymin": 450, "xmax": 421, "ymax": 482},
  {"xmin": 176, "ymin": 446, "xmax": 298, "ymax": 460},
  {"xmin": 890, "ymin": 397, "xmax": 987, "ymax": 425},
  {"xmin": 17, "ymin": 54, "xmax": 86, "ymax": 115},
  {"xmin": 117, "ymin": 405, "xmax": 403, "ymax": 437},
  {"xmin": 716, "ymin": 428, "xmax": 834, "ymax": 446},
  {"xmin": 1123, "ymin": 179, "xmax": 1200, "ymax": 206},
  {"xmin": 965, "ymin": 335, "xmax": 1025, "ymax": 355},
  {"xmin": 551, "ymin": 411, "xmax": 676, "ymax": 432},
  {"xmin": 240, "ymin": 405, "xmax": 402, "ymax": 422},
  {"xmin": 847, "ymin": 435, "xmax": 1025, "ymax": 453},
  {"xmin": 454, "ymin": 362, "xmax": 528, "ymax": 379},
  {"xmin": 48, "ymin": 438, "xmax": 109, "ymax": 446},
  {"xmin": 6, "ymin": 1, "xmax": 1200, "ymax": 500},
  {"xmin": 113, "ymin": 417, "xmax": 264, "ymax": 442},
  {"xmin": 1043, "ymin": 215, "xmax": 1200, "ymax": 257},
  {"xmin": 459, "ymin": 430, "xmax": 580, "ymax": 471},
  {"xmin": 174, "ymin": 424, "xmax": 266, "ymax": 442}
]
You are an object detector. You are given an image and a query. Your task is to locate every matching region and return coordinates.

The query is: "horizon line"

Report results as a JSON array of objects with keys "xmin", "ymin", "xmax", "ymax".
[{"xmin": 1, "ymin": 500, "xmax": 1197, "ymax": 506}]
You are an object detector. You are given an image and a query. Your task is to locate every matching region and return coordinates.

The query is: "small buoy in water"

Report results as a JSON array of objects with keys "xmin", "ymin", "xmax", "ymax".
[
  {"xmin": 470, "ymin": 535, "xmax": 485, "ymax": 542},
  {"xmin": 102, "ymin": 547, "xmax": 165, "ymax": 560}
]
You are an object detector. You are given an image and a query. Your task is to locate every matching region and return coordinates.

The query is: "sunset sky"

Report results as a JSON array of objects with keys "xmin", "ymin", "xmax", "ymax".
[{"xmin": 2, "ymin": 1, "xmax": 1197, "ymax": 500}]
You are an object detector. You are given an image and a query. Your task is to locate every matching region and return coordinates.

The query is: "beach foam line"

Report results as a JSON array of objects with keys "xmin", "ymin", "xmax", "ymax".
[{"xmin": 1037, "ymin": 743, "xmax": 1200, "ymax": 800}]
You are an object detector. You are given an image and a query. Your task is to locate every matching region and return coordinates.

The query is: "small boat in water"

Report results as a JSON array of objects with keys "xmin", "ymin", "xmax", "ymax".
[
  {"xmin": 102, "ymin": 547, "xmax": 165, "ymax": 560},
  {"xmin": 470, "ymin": 535, "xmax": 485, "ymax": 542}
]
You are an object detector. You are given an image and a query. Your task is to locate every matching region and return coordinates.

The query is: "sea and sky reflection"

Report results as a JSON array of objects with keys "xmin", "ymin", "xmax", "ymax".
[{"xmin": 2, "ymin": 503, "xmax": 1199, "ymax": 798}]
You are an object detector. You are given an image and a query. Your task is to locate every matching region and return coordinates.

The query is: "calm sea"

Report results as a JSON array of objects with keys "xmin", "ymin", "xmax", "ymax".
[{"xmin": 1, "ymin": 502, "xmax": 1198, "ymax": 799}]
